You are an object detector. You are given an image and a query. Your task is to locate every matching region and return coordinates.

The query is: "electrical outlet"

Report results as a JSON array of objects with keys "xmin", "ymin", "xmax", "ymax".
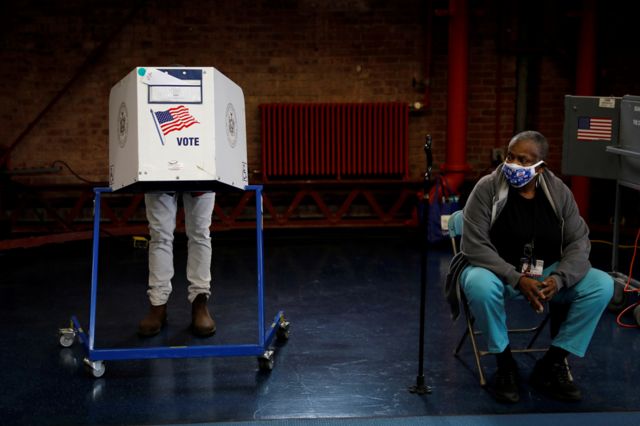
[{"xmin": 491, "ymin": 148, "xmax": 505, "ymax": 162}]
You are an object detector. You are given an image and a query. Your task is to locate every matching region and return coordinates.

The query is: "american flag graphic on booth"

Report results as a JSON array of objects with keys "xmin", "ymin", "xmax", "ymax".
[
  {"xmin": 577, "ymin": 116, "xmax": 613, "ymax": 141},
  {"xmin": 154, "ymin": 105, "xmax": 199, "ymax": 136}
]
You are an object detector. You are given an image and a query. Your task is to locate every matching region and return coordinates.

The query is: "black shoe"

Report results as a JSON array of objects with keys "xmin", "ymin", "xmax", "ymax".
[
  {"xmin": 530, "ymin": 359, "xmax": 582, "ymax": 402},
  {"xmin": 487, "ymin": 364, "xmax": 520, "ymax": 403}
]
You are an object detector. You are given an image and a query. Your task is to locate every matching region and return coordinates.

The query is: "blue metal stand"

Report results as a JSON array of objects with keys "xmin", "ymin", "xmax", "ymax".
[{"xmin": 59, "ymin": 185, "xmax": 289, "ymax": 377}]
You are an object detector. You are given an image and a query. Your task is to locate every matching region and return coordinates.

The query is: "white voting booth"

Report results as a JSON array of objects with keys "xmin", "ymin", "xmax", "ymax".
[
  {"xmin": 58, "ymin": 67, "xmax": 288, "ymax": 378},
  {"xmin": 108, "ymin": 66, "xmax": 248, "ymax": 192}
]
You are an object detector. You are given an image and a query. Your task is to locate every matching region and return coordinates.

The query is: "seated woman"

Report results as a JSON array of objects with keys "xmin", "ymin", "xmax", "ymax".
[{"xmin": 452, "ymin": 130, "xmax": 613, "ymax": 403}]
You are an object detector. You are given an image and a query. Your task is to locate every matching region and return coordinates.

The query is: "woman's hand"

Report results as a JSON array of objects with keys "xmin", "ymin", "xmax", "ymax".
[
  {"xmin": 518, "ymin": 275, "xmax": 546, "ymax": 313},
  {"xmin": 537, "ymin": 276, "xmax": 558, "ymax": 301}
]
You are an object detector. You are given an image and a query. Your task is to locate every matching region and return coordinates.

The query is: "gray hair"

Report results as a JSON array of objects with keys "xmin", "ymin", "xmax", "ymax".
[{"xmin": 508, "ymin": 130, "xmax": 549, "ymax": 161}]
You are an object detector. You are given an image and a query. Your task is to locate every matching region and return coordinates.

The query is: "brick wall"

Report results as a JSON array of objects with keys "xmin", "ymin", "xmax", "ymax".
[{"xmin": 1, "ymin": 0, "xmax": 639, "ymax": 186}]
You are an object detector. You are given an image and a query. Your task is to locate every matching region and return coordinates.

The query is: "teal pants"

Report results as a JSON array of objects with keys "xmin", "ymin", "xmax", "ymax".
[{"xmin": 460, "ymin": 263, "xmax": 613, "ymax": 357}]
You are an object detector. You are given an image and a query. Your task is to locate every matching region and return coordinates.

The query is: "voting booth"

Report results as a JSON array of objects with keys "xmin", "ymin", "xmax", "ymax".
[
  {"xmin": 616, "ymin": 95, "xmax": 640, "ymax": 190},
  {"xmin": 108, "ymin": 66, "xmax": 248, "ymax": 192},
  {"xmin": 562, "ymin": 95, "xmax": 640, "ymax": 324},
  {"xmin": 57, "ymin": 68, "xmax": 290, "ymax": 377},
  {"xmin": 563, "ymin": 94, "xmax": 640, "ymax": 187},
  {"xmin": 562, "ymin": 96, "xmax": 621, "ymax": 179}
]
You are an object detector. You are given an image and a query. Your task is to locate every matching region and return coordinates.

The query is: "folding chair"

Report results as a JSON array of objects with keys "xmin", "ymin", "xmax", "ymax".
[{"xmin": 447, "ymin": 210, "xmax": 552, "ymax": 387}]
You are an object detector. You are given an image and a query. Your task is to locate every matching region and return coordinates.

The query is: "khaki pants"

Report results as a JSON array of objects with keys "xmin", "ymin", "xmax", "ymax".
[{"xmin": 144, "ymin": 192, "xmax": 215, "ymax": 305}]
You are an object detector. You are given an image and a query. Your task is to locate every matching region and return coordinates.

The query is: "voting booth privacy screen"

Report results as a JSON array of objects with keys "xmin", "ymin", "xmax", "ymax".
[
  {"xmin": 618, "ymin": 96, "xmax": 640, "ymax": 189},
  {"xmin": 563, "ymin": 95, "xmax": 640, "ymax": 189},
  {"xmin": 109, "ymin": 67, "xmax": 248, "ymax": 192},
  {"xmin": 562, "ymin": 95, "xmax": 620, "ymax": 179}
]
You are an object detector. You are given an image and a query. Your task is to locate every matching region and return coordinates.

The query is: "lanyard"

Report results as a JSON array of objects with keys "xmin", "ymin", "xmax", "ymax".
[{"xmin": 523, "ymin": 190, "xmax": 538, "ymax": 263}]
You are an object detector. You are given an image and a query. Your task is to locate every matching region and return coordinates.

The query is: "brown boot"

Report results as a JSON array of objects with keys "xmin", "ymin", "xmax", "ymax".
[
  {"xmin": 137, "ymin": 304, "xmax": 167, "ymax": 337},
  {"xmin": 191, "ymin": 294, "xmax": 216, "ymax": 337}
]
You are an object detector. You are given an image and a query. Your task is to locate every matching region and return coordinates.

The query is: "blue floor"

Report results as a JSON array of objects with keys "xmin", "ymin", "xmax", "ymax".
[{"xmin": 0, "ymin": 228, "xmax": 638, "ymax": 425}]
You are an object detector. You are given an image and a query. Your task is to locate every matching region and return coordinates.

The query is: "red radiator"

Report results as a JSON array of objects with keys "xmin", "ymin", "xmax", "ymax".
[{"xmin": 260, "ymin": 103, "xmax": 409, "ymax": 181}]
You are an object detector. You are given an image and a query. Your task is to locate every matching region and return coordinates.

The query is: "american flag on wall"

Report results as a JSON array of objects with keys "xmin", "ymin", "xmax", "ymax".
[
  {"xmin": 577, "ymin": 116, "xmax": 613, "ymax": 141},
  {"xmin": 154, "ymin": 105, "xmax": 199, "ymax": 136}
]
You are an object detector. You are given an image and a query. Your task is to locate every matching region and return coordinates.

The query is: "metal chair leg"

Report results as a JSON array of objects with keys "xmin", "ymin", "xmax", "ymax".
[
  {"xmin": 466, "ymin": 315, "xmax": 487, "ymax": 386},
  {"xmin": 458, "ymin": 301, "xmax": 487, "ymax": 386},
  {"xmin": 526, "ymin": 312, "xmax": 551, "ymax": 350},
  {"xmin": 454, "ymin": 327, "xmax": 470, "ymax": 356}
]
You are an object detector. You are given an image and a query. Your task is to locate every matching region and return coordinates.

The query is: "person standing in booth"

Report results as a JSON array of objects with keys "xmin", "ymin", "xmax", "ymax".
[{"xmin": 137, "ymin": 191, "xmax": 217, "ymax": 338}]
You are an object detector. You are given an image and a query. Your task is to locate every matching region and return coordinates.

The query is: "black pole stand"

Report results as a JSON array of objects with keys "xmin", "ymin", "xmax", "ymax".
[{"xmin": 409, "ymin": 135, "xmax": 433, "ymax": 395}]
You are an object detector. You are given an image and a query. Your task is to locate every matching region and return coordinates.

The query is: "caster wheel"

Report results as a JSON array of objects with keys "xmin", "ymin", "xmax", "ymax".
[
  {"xmin": 84, "ymin": 358, "xmax": 106, "ymax": 378},
  {"xmin": 258, "ymin": 350, "xmax": 275, "ymax": 371},
  {"xmin": 276, "ymin": 319, "xmax": 291, "ymax": 341},
  {"xmin": 58, "ymin": 328, "xmax": 76, "ymax": 348},
  {"xmin": 607, "ymin": 285, "xmax": 627, "ymax": 313}
]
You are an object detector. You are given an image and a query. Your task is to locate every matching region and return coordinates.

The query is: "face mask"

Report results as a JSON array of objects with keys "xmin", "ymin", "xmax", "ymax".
[{"xmin": 502, "ymin": 160, "xmax": 544, "ymax": 188}]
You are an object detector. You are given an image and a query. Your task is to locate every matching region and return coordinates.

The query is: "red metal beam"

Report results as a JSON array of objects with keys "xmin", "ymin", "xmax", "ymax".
[
  {"xmin": 440, "ymin": 0, "xmax": 471, "ymax": 192},
  {"xmin": 0, "ymin": 182, "xmax": 422, "ymax": 250},
  {"xmin": 572, "ymin": 0, "xmax": 597, "ymax": 218}
]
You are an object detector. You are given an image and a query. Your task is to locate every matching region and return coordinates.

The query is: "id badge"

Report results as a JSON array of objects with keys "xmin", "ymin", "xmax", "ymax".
[{"xmin": 520, "ymin": 258, "xmax": 544, "ymax": 278}]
